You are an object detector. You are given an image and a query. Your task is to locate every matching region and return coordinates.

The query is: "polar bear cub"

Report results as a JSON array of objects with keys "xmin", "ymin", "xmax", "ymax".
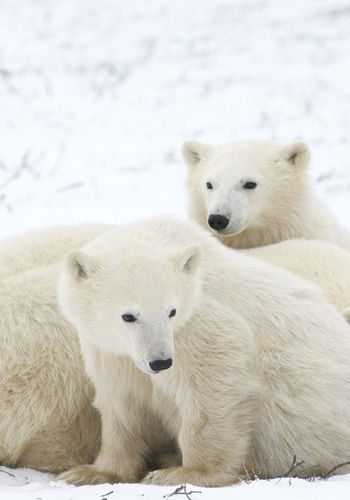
[
  {"xmin": 59, "ymin": 216, "xmax": 350, "ymax": 487},
  {"xmin": 0, "ymin": 265, "xmax": 100, "ymax": 473},
  {"xmin": 183, "ymin": 139, "xmax": 350, "ymax": 250},
  {"xmin": 245, "ymin": 239, "xmax": 350, "ymax": 313},
  {"xmin": 0, "ymin": 224, "xmax": 109, "ymax": 278},
  {"xmin": 1, "ymin": 223, "xmax": 348, "ymax": 317}
]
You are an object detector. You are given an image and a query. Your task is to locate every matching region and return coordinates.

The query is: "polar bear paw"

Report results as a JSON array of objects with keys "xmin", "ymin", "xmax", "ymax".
[
  {"xmin": 142, "ymin": 466, "xmax": 237, "ymax": 487},
  {"xmin": 58, "ymin": 464, "xmax": 118, "ymax": 485}
]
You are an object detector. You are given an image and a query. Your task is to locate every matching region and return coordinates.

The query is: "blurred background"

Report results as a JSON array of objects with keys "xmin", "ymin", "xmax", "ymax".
[{"xmin": 0, "ymin": 0, "xmax": 349, "ymax": 238}]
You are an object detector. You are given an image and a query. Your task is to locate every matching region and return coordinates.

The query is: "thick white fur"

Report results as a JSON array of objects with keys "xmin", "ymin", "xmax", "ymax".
[
  {"xmin": 0, "ymin": 265, "xmax": 100, "ymax": 472},
  {"xmin": 58, "ymin": 217, "xmax": 350, "ymax": 487},
  {"xmin": 245, "ymin": 239, "xmax": 350, "ymax": 312},
  {"xmin": 0, "ymin": 223, "xmax": 348, "ymax": 315},
  {"xmin": 183, "ymin": 139, "xmax": 350, "ymax": 250},
  {"xmin": 0, "ymin": 224, "xmax": 109, "ymax": 278},
  {"xmin": 343, "ymin": 308, "xmax": 350, "ymax": 323},
  {"xmin": 0, "ymin": 223, "xmax": 347, "ymax": 475}
]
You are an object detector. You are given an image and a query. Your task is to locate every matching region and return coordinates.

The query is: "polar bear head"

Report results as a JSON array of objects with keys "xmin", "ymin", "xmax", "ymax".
[
  {"xmin": 59, "ymin": 231, "xmax": 202, "ymax": 375},
  {"xmin": 182, "ymin": 139, "xmax": 310, "ymax": 237}
]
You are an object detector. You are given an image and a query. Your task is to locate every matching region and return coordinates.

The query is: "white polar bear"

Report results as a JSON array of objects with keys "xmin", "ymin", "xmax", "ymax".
[
  {"xmin": 246, "ymin": 239, "xmax": 350, "ymax": 313},
  {"xmin": 0, "ymin": 223, "xmax": 349, "ymax": 315},
  {"xmin": 0, "ymin": 265, "xmax": 100, "ymax": 473},
  {"xmin": 182, "ymin": 139, "xmax": 350, "ymax": 250},
  {"xmin": 0, "ymin": 222, "xmax": 349, "ymax": 476},
  {"xmin": 58, "ymin": 216, "xmax": 350, "ymax": 487},
  {"xmin": 0, "ymin": 224, "xmax": 109, "ymax": 278},
  {"xmin": 344, "ymin": 308, "xmax": 350, "ymax": 323}
]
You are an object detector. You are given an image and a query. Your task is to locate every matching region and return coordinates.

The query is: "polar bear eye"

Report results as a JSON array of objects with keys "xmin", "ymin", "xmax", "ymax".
[
  {"xmin": 206, "ymin": 182, "xmax": 213, "ymax": 190},
  {"xmin": 122, "ymin": 314, "xmax": 137, "ymax": 323},
  {"xmin": 243, "ymin": 181, "xmax": 257, "ymax": 190},
  {"xmin": 169, "ymin": 309, "xmax": 176, "ymax": 318}
]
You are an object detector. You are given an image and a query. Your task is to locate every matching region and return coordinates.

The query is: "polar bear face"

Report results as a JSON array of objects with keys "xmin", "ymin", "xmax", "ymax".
[
  {"xmin": 59, "ymin": 240, "xmax": 202, "ymax": 375},
  {"xmin": 183, "ymin": 139, "xmax": 310, "ymax": 236}
]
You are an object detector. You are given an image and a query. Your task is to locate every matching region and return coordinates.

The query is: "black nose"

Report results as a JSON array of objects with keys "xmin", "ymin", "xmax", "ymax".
[
  {"xmin": 208, "ymin": 214, "xmax": 229, "ymax": 231},
  {"xmin": 149, "ymin": 358, "xmax": 173, "ymax": 372}
]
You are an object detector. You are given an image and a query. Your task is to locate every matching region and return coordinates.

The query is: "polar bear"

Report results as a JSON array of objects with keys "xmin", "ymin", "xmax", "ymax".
[
  {"xmin": 0, "ymin": 265, "xmax": 100, "ymax": 472},
  {"xmin": 0, "ymin": 223, "xmax": 349, "ymax": 315},
  {"xmin": 344, "ymin": 308, "xmax": 350, "ymax": 323},
  {"xmin": 58, "ymin": 216, "xmax": 350, "ymax": 487},
  {"xmin": 182, "ymin": 139, "xmax": 350, "ymax": 250},
  {"xmin": 0, "ymin": 223, "xmax": 347, "ymax": 479},
  {"xmin": 0, "ymin": 223, "xmax": 109, "ymax": 278},
  {"xmin": 245, "ymin": 239, "xmax": 350, "ymax": 313}
]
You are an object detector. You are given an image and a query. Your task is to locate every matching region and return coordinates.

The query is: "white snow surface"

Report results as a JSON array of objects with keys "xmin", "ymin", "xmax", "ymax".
[
  {"xmin": 0, "ymin": 0, "xmax": 349, "ymax": 498},
  {"xmin": 0, "ymin": 467, "xmax": 350, "ymax": 500}
]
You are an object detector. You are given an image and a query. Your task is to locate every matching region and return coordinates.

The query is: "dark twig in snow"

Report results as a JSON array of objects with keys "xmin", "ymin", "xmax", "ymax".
[
  {"xmin": 0, "ymin": 468, "xmax": 15, "ymax": 478},
  {"xmin": 165, "ymin": 484, "xmax": 201, "ymax": 500},
  {"xmin": 275, "ymin": 455, "xmax": 305, "ymax": 484},
  {"xmin": 56, "ymin": 181, "xmax": 84, "ymax": 193},
  {"xmin": 283, "ymin": 455, "xmax": 305, "ymax": 478},
  {"xmin": 322, "ymin": 461, "xmax": 350, "ymax": 479},
  {"xmin": 101, "ymin": 491, "xmax": 114, "ymax": 498},
  {"xmin": 0, "ymin": 150, "xmax": 43, "ymax": 192}
]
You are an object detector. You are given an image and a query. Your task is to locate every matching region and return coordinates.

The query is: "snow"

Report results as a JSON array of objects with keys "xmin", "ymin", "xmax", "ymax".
[
  {"xmin": 0, "ymin": 0, "xmax": 349, "ymax": 498},
  {"xmin": 1, "ymin": 467, "xmax": 350, "ymax": 500}
]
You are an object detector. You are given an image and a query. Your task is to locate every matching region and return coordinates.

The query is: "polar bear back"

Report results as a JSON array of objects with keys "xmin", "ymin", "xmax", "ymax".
[
  {"xmin": 244, "ymin": 238, "xmax": 350, "ymax": 311},
  {"xmin": 0, "ymin": 224, "xmax": 109, "ymax": 278}
]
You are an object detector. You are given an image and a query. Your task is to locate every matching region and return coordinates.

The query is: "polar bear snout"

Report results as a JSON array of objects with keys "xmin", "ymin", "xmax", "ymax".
[
  {"xmin": 131, "ymin": 322, "xmax": 175, "ymax": 375},
  {"xmin": 208, "ymin": 214, "xmax": 229, "ymax": 231},
  {"xmin": 149, "ymin": 358, "xmax": 173, "ymax": 372}
]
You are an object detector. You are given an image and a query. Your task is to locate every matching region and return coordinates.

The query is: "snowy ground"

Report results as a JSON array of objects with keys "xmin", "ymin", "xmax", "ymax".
[
  {"xmin": 1, "ymin": 466, "xmax": 350, "ymax": 500},
  {"xmin": 0, "ymin": 0, "xmax": 350, "ymax": 498},
  {"xmin": 0, "ymin": 468, "xmax": 350, "ymax": 500}
]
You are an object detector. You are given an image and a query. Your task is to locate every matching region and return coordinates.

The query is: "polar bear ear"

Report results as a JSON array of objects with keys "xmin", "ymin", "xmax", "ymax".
[
  {"xmin": 182, "ymin": 141, "xmax": 211, "ymax": 168},
  {"xmin": 172, "ymin": 245, "xmax": 202, "ymax": 274},
  {"xmin": 66, "ymin": 250, "xmax": 96, "ymax": 280},
  {"xmin": 282, "ymin": 142, "xmax": 310, "ymax": 169}
]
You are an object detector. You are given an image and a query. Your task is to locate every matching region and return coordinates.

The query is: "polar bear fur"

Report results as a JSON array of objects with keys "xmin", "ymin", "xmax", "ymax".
[
  {"xmin": 1, "ymin": 223, "xmax": 348, "ymax": 316},
  {"xmin": 0, "ymin": 265, "xmax": 100, "ymax": 472},
  {"xmin": 344, "ymin": 308, "xmax": 350, "ymax": 323},
  {"xmin": 1, "ymin": 221, "xmax": 349, "ymax": 315},
  {"xmin": 58, "ymin": 216, "xmax": 350, "ymax": 487},
  {"xmin": 0, "ymin": 224, "xmax": 109, "ymax": 278},
  {"xmin": 183, "ymin": 139, "xmax": 350, "ymax": 250},
  {"xmin": 245, "ymin": 239, "xmax": 350, "ymax": 313}
]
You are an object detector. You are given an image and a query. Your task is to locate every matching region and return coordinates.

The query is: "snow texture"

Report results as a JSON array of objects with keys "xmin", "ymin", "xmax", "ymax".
[{"xmin": 0, "ymin": 0, "xmax": 349, "ymax": 498}]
